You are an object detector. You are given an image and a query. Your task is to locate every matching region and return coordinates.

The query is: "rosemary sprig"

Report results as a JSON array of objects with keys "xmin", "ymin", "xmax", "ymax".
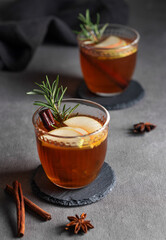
[
  {"xmin": 76, "ymin": 9, "xmax": 108, "ymax": 44},
  {"xmin": 27, "ymin": 75, "xmax": 79, "ymax": 123}
]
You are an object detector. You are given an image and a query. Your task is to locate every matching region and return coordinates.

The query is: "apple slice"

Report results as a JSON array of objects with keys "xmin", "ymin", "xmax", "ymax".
[
  {"xmin": 41, "ymin": 126, "xmax": 89, "ymax": 148},
  {"xmin": 44, "ymin": 126, "xmax": 88, "ymax": 141},
  {"xmin": 64, "ymin": 116, "xmax": 102, "ymax": 133},
  {"xmin": 95, "ymin": 35, "xmax": 127, "ymax": 49}
]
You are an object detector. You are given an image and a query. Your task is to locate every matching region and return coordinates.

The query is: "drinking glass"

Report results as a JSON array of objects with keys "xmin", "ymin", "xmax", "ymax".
[
  {"xmin": 32, "ymin": 98, "xmax": 110, "ymax": 189},
  {"xmin": 78, "ymin": 24, "xmax": 140, "ymax": 96}
]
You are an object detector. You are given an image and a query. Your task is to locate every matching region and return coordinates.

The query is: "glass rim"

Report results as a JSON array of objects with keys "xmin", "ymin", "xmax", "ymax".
[
  {"xmin": 32, "ymin": 98, "xmax": 110, "ymax": 139},
  {"xmin": 77, "ymin": 23, "xmax": 140, "ymax": 51}
]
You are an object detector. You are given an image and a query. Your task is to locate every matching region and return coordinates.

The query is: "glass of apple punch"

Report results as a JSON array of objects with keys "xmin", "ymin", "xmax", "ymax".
[
  {"xmin": 32, "ymin": 98, "xmax": 110, "ymax": 189},
  {"xmin": 76, "ymin": 10, "xmax": 140, "ymax": 96}
]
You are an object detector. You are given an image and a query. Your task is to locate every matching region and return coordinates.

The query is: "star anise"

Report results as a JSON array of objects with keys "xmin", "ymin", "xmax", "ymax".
[
  {"xmin": 65, "ymin": 213, "xmax": 94, "ymax": 234},
  {"xmin": 133, "ymin": 122, "xmax": 156, "ymax": 133}
]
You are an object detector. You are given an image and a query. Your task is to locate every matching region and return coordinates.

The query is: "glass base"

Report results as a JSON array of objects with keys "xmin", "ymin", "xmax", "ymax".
[
  {"xmin": 51, "ymin": 181, "xmax": 90, "ymax": 190},
  {"xmin": 48, "ymin": 175, "xmax": 97, "ymax": 190},
  {"xmin": 94, "ymin": 91, "xmax": 122, "ymax": 97}
]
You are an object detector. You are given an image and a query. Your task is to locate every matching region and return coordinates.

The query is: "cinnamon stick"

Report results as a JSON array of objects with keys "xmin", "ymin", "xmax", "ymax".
[
  {"xmin": 5, "ymin": 184, "xmax": 51, "ymax": 221},
  {"xmin": 13, "ymin": 181, "xmax": 25, "ymax": 237},
  {"xmin": 81, "ymin": 50, "xmax": 128, "ymax": 89}
]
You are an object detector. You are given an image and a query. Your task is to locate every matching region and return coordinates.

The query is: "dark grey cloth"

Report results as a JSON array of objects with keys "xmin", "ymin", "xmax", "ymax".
[{"xmin": 0, "ymin": 0, "xmax": 128, "ymax": 71}]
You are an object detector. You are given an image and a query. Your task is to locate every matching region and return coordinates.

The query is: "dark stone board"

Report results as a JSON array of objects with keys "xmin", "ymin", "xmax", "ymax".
[
  {"xmin": 77, "ymin": 80, "xmax": 145, "ymax": 110},
  {"xmin": 31, "ymin": 162, "xmax": 116, "ymax": 207}
]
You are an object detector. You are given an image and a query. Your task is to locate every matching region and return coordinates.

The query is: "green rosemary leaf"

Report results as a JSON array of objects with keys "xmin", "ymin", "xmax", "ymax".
[
  {"xmin": 58, "ymin": 86, "xmax": 67, "ymax": 108},
  {"xmin": 46, "ymin": 75, "xmax": 51, "ymax": 89},
  {"xmin": 55, "ymin": 87, "xmax": 60, "ymax": 102},
  {"xmin": 29, "ymin": 89, "xmax": 44, "ymax": 95},
  {"xmin": 99, "ymin": 23, "xmax": 109, "ymax": 38},
  {"xmin": 52, "ymin": 77, "xmax": 58, "ymax": 95},
  {"xmin": 94, "ymin": 24, "xmax": 99, "ymax": 36},
  {"xmin": 33, "ymin": 101, "xmax": 51, "ymax": 108},
  {"xmin": 96, "ymin": 13, "xmax": 100, "ymax": 25},
  {"xmin": 34, "ymin": 82, "xmax": 43, "ymax": 88},
  {"xmin": 27, "ymin": 90, "xmax": 42, "ymax": 95},
  {"xmin": 71, "ymin": 103, "xmax": 80, "ymax": 112},
  {"xmin": 44, "ymin": 94, "xmax": 52, "ymax": 105},
  {"xmin": 62, "ymin": 104, "xmax": 66, "ymax": 112},
  {"xmin": 34, "ymin": 89, "xmax": 44, "ymax": 94},
  {"xmin": 61, "ymin": 106, "xmax": 71, "ymax": 119},
  {"xmin": 80, "ymin": 24, "xmax": 90, "ymax": 38},
  {"xmin": 51, "ymin": 79, "xmax": 56, "ymax": 92},
  {"xmin": 26, "ymin": 91, "xmax": 36, "ymax": 95},
  {"xmin": 78, "ymin": 13, "xmax": 86, "ymax": 23},
  {"xmin": 65, "ymin": 104, "xmax": 80, "ymax": 119},
  {"xmin": 53, "ymin": 75, "xmax": 59, "ymax": 100},
  {"xmin": 86, "ymin": 9, "xmax": 90, "ymax": 23},
  {"xmin": 42, "ymin": 81, "xmax": 46, "ymax": 90}
]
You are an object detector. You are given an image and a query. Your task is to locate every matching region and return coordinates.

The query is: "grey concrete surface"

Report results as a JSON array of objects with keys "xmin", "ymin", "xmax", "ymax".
[{"xmin": 0, "ymin": 0, "xmax": 166, "ymax": 239}]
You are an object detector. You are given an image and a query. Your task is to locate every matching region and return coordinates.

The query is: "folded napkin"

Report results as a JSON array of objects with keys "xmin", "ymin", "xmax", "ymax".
[{"xmin": 0, "ymin": 0, "xmax": 128, "ymax": 71}]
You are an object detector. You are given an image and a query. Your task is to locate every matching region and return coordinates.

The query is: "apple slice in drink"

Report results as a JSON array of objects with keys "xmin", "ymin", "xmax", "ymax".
[
  {"xmin": 64, "ymin": 116, "xmax": 102, "ymax": 133},
  {"xmin": 95, "ymin": 35, "xmax": 136, "ymax": 59},
  {"xmin": 41, "ymin": 126, "xmax": 88, "ymax": 147},
  {"xmin": 95, "ymin": 35, "xmax": 127, "ymax": 49},
  {"xmin": 64, "ymin": 116, "xmax": 105, "ymax": 148},
  {"xmin": 44, "ymin": 126, "xmax": 88, "ymax": 140}
]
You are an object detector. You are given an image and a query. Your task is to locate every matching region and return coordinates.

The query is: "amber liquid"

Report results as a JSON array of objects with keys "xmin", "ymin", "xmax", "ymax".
[
  {"xmin": 36, "ymin": 116, "xmax": 107, "ymax": 189},
  {"xmin": 80, "ymin": 37, "xmax": 137, "ymax": 95}
]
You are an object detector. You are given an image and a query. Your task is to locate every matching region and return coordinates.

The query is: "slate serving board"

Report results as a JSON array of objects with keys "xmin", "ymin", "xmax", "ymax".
[
  {"xmin": 31, "ymin": 162, "xmax": 115, "ymax": 207},
  {"xmin": 77, "ymin": 80, "xmax": 145, "ymax": 110}
]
